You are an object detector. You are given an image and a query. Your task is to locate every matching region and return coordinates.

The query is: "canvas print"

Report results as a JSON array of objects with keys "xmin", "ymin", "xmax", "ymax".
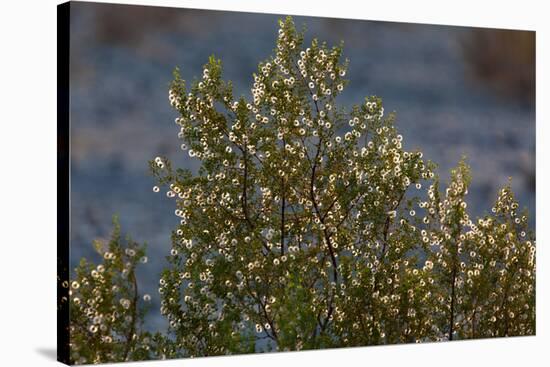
[{"xmin": 57, "ymin": 1, "xmax": 536, "ymax": 364}]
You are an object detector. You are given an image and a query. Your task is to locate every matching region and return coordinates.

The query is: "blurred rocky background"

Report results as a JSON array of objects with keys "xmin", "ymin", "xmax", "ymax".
[{"xmin": 68, "ymin": 2, "xmax": 535, "ymax": 330}]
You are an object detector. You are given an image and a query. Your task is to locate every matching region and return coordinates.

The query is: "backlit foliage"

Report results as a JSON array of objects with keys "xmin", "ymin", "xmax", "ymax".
[
  {"xmin": 68, "ymin": 218, "xmax": 177, "ymax": 364},
  {"xmin": 69, "ymin": 17, "xmax": 535, "ymax": 362}
]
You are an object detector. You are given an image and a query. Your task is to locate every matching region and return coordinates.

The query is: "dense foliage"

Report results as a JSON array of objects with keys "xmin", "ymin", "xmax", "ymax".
[
  {"xmin": 68, "ymin": 218, "xmax": 178, "ymax": 363},
  {"xmin": 68, "ymin": 17, "xmax": 535, "ymax": 364}
]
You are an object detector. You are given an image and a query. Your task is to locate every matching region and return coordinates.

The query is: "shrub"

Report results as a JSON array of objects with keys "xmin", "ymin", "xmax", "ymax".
[
  {"xmin": 68, "ymin": 218, "xmax": 177, "ymax": 364},
  {"xmin": 68, "ymin": 16, "xmax": 535, "ymax": 362}
]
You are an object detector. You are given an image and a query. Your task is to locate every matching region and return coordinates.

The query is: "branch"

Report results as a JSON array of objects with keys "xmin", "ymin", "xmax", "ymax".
[
  {"xmin": 123, "ymin": 268, "xmax": 138, "ymax": 360},
  {"xmin": 448, "ymin": 218, "xmax": 462, "ymax": 341},
  {"xmin": 380, "ymin": 189, "xmax": 407, "ymax": 259},
  {"xmin": 281, "ymin": 136, "xmax": 286, "ymax": 256},
  {"xmin": 243, "ymin": 280, "xmax": 279, "ymax": 342}
]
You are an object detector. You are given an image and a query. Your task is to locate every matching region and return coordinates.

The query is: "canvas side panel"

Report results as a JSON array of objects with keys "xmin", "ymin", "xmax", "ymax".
[{"xmin": 57, "ymin": 1, "xmax": 71, "ymax": 365}]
